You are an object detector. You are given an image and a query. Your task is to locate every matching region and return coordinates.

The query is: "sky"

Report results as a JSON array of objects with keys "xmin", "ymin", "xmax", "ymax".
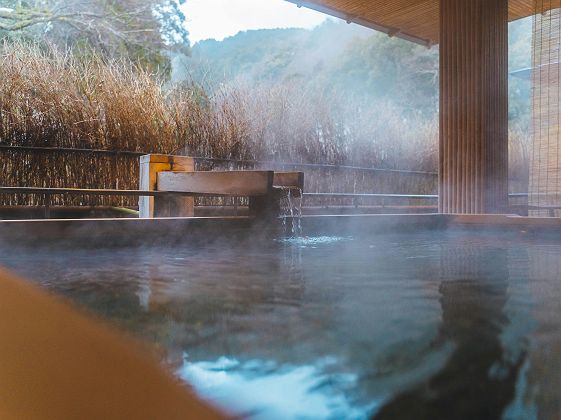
[{"xmin": 181, "ymin": 0, "xmax": 327, "ymax": 44}]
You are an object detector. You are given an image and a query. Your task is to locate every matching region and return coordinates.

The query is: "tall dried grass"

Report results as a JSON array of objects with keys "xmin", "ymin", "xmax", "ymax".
[
  {"xmin": 0, "ymin": 42, "xmax": 179, "ymax": 152},
  {"xmin": 0, "ymin": 42, "xmax": 441, "ymax": 207},
  {"xmin": 0, "ymin": 41, "xmax": 529, "ymax": 209},
  {"xmin": 1, "ymin": 42, "xmax": 439, "ymax": 159}
]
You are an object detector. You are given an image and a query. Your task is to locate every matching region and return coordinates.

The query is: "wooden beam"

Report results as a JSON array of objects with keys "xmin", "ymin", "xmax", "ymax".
[
  {"xmin": 285, "ymin": 0, "xmax": 433, "ymax": 46},
  {"xmin": 158, "ymin": 171, "xmax": 274, "ymax": 197},
  {"xmin": 0, "ymin": 187, "xmax": 247, "ymax": 198}
]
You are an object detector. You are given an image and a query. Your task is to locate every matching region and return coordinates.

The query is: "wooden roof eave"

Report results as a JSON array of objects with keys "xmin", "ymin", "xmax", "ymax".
[
  {"xmin": 289, "ymin": 0, "xmax": 561, "ymax": 47},
  {"xmin": 286, "ymin": 0, "xmax": 434, "ymax": 47}
]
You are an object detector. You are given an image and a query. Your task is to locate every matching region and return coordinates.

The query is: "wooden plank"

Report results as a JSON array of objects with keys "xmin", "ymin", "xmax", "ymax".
[
  {"xmin": 0, "ymin": 187, "xmax": 198, "ymax": 197},
  {"xmin": 0, "ymin": 187, "xmax": 151, "ymax": 196},
  {"xmin": 158, "ymin": 171, "xmax": 274, "ymax": 196},
  {"xmin": 139, "ymin": 161, "xmax": 171, "ymax": 217},
  {"xmin": 160, "ymin": 156, "xmax": 195, "ymax": 218},
  {"xmin": 0, "ymin": 186, "xmax": 286, "ymax": 198},
  {"xmin": 139, "ymin": 154, "xmax": 193, "ymax": 166},
  {"xmin": 0, "ymin": 267, "xmax": 224, "ymax": 419}
]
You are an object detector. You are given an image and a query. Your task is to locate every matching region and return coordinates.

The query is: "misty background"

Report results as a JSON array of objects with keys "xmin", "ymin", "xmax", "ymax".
[
  {"xmin": 172, "ymin": 16, "xmax": 532, "ymax": 178},
  {"xmin": 0, "ymin": 1, "xmax": 532, "ymax": 183}
]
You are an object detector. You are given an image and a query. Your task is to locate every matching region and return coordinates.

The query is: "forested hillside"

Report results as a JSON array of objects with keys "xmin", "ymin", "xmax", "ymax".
[{"xmin": 175, "ymin": 18, "xmax": 532, "ymax": 125}]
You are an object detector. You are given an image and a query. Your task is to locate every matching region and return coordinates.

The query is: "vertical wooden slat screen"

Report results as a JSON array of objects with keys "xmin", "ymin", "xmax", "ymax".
[
  {"xmin": 439, "ymin": 0, "xmax": 509, "ymax": 214},
  {"xmin": 529, "ymin": 2, "xmax": 561, "ymax": 216}
]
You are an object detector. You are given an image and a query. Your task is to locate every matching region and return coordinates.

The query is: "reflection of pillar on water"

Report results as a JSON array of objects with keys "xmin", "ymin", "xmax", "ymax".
[
  {"xmin": 136, "ymin": 270, "xmax": 153, "ymax": 312},
  {"xmin": 137, "ymin": 249, "xmax": 307, "ymax": 312},
  {"xmin": 132, "ymin": 246, "xmax": 310, "ymax": 362},
  {"xmin": 137, "ymin": 256, "xmax": 172, "ymax": 310},
  {"xmin": 526, "ymin": 246, "xmax": 561, "ymax": 418},
  {"xmin": 281, "ymin": 239, "xmax": 305, "ymax": 296},
  {"xmin": 376, "ymin": 245, "xmax": 523, "ymax": 419}
]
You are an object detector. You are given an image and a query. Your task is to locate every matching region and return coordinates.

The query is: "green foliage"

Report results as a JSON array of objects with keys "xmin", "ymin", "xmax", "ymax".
[
  {"xmin": 508, "ymin": 17, "xmax": 532, "ymax": 130},
  {"xmin": 0, "ymin": 0, "xmax": 190, "ymax": 77},
  {"xmin": 181, "ymin": 18, "xmax": 532, "ymax": 126},
  {"xmin": 182, "ymin": 21, "xmax": 439, "ymax": 118},
  {"xmin": 328, "ymin": 34, "xmax": 438, "ymax": 117},
  {"xmin": 155, "ymin": 0, "xmax": 190, "ymax": 53}
]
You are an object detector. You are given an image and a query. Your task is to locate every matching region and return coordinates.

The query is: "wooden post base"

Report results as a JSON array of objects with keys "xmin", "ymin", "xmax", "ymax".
[{"xmin": 139, "ymin": 155, "xmax": 195, "ymax": 218}]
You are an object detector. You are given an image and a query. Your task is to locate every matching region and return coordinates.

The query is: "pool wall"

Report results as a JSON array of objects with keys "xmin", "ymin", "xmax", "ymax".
[{"xmin": 2, "ymin": 214, "xmax": 561, "ymax": 248}]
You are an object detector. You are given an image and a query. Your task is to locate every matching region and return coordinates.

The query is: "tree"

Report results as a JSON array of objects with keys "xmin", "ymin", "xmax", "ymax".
[{"xmin": 0, "ymin": 0, "xmax": 190, "ymax": 75}]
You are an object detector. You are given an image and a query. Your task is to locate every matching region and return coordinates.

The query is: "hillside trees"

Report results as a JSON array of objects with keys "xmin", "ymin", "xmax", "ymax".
[
  {"xmin": 0, "ymin": 0, "xmax": 189, "ymax": 75},
  {"xmin": 185, "ymin": 21, "xmax": 440, "ymax": 118},
  {"xmin": 183, "ymin": 18, "xmax": 531, "ymax": 126}
]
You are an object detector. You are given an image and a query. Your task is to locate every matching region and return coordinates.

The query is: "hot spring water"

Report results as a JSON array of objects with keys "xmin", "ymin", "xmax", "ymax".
[{"xmin": 1, "ymin": 230, "xmax": 560, "ymax": 419}]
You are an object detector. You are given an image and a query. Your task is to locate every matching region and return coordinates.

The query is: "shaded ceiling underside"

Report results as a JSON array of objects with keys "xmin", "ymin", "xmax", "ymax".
[{"xmin": 287, "ymin": 0, "xmax": 559, "ymax": 46}]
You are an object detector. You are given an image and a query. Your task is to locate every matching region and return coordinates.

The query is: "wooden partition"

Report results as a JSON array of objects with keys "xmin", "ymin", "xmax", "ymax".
[{"xmin": 158, "ymin": 171, "xmax": 274, "ymax": 196}]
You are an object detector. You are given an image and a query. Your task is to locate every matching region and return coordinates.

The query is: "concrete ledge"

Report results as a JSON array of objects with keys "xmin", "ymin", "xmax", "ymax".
[
  {"xmin": 0, "ymin": 217, "xmax": 260, "ymax": 248},
  {"xmin": 3, "ymin": 213, "xmax": 561, "ymax": 249},
  {"xmin": 0, "ymin": 214, "xmax": 447, "ymax": 248},
  {"xmin": 448, "ymin": 214, "xmax": 561, "ymax": 230}
]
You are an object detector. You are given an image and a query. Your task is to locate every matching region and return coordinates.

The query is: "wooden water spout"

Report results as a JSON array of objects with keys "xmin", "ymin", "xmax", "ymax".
[{"xmin": 139, "ymin": 154, "xmax": 304, "ymax": 219}]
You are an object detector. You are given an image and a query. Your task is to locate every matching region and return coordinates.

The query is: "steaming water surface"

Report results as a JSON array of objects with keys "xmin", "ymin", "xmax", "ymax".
[{"xmin": 2, "ymin": 230, "xmax": 561, "ymax": 419}]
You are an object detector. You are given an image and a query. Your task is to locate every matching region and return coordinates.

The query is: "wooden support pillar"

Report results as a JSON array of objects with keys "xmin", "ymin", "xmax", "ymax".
[
  {"xmin": 139, "ymin": 155, "xmax": 195, "ymax": 218},
  {"xmin": 439, "ymin": 0, "xmax": 509, "ymax": 214}
]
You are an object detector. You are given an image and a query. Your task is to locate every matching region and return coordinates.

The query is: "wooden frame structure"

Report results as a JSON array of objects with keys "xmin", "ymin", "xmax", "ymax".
[
  {"xmin": 139, "ymin": 154, "xmax": 304, "ymax": 219},
  {"xmin": 290, "ymin": 0, "xmax": 548, "ymax": 214}
]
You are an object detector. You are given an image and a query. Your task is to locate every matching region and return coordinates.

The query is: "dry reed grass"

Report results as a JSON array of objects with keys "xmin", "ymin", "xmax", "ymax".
[{"xmin": 0, "ymin": 41, "xmax": 529, "ymax": 209}]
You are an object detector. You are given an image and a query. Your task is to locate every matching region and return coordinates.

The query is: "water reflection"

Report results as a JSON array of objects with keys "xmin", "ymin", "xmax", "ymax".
[
  {"xmin": 525, "ymin": 245, "xmax": 561, "ymax": 419},
  {"xmin": 376, "ymin": 245, "xmax": 526, "ymax": 419},
  {"xmin": 1, "ymin": 232, "xmax": 559, "ymax": 418}
]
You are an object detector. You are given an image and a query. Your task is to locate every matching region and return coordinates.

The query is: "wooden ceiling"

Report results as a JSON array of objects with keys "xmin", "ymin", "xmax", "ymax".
[{"xmin": 287, "ymin": 0, "xmax": 555, "ymax": 46}]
